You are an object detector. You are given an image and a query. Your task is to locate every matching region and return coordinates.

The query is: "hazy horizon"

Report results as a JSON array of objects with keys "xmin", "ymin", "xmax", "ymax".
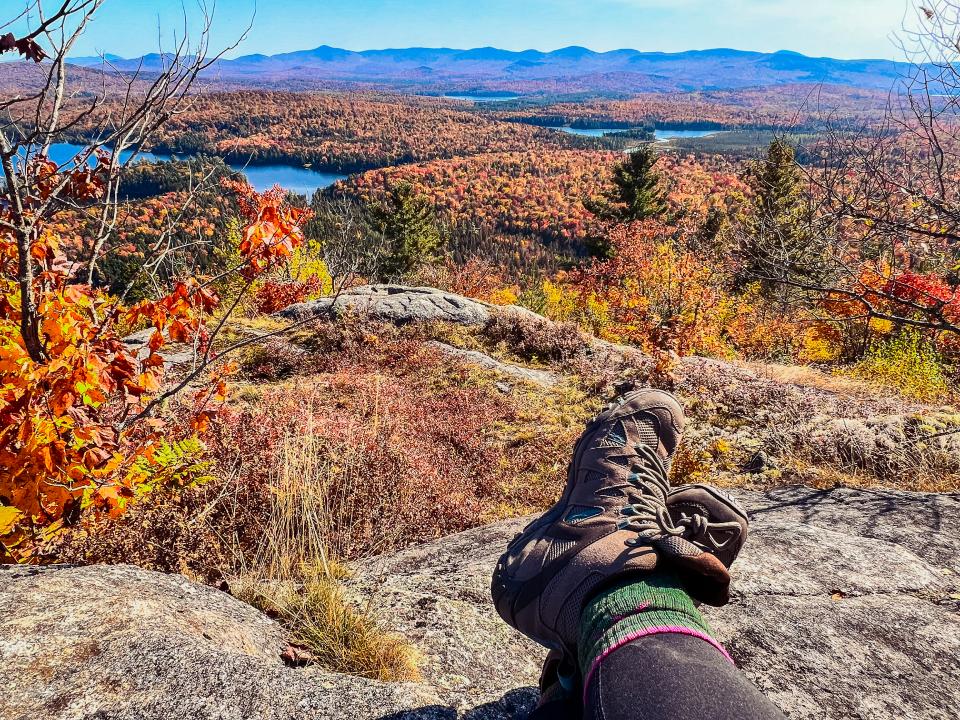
[
  {"xmin": 71, "ymin": 43, "xmax": 907, "ymax": 64},
  {"xmin": 9, "ymin": 0, "xmax": 918, "ymax": 63}
]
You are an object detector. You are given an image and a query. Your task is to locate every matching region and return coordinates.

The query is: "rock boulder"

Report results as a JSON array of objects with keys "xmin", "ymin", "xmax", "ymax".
[
  {"xmin": 2, "ymin": 488, "xmax": 957, "ymax": 720},
  {"xmin": 280, "ymin": 285, "xmax": 506, "ymax": 327}
]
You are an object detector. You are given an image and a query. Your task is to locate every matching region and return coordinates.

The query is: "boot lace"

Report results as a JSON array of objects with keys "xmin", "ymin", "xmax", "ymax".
[
  {"xmin": 673, "ymin": 512, "xmax": 742, "ymax": 551},
  {"xmin": 617, "ymin": 444, "xmax": 685, "ymax": 547}
]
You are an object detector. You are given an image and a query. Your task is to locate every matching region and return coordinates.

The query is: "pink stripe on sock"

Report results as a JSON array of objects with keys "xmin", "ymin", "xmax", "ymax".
[
  {"xmin": 610, "ymin": 602, "xmax": 651, "ymax": 624},
  {"xmin": 582, "ymin": 627, "xmax": 735, "ymax": 705}
]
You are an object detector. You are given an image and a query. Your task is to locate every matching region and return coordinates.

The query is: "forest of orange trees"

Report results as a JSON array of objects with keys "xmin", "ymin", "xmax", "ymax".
[
  {"xmin": 131, "ymin": 92, "xmax": 603, "ymax": 172},
  {"xmin": 27, "ymin": 86, "xmax": 960, "ymax": 373}
]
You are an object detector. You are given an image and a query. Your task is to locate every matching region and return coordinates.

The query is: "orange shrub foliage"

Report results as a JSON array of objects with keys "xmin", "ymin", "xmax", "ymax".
[
  {"xmin": 568, "ymin": 221, "xmax": 796, "ymax": 359},
  {"xmin": 571, "ymin": 222, "xmax": 726, "ymax": 354},
  {"xmin": 0, "ymin": 169, "xmax": 309, "ymax": 560},
  {"xmin": 254, "ymin": 276, "xmax": 324, "ymax": 314},
  {"xmin": 815, "ymin": 265, "xmax": 960, "ymax": 357},
  {"xmin": 225, "ymin": 179, "xmax": 313, "ymax": 277}
]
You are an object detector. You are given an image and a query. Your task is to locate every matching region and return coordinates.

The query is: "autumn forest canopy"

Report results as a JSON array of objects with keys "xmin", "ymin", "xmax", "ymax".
[{"xmin": 2, "ymin": 0, "xmax": 960, "ymax": 660}]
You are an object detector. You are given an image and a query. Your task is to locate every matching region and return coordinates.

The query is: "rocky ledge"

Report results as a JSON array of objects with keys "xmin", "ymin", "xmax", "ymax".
[
  {"xmin": 1, "ymin": 486, "xmax": 958, "ymax": 720},
  {"xmin": 282, "ymin": 285, "xmax": 960, "ymax": 483},
  {"xmin": 280, "ymin": 284, "xmax": 517, "ymax": 327}
]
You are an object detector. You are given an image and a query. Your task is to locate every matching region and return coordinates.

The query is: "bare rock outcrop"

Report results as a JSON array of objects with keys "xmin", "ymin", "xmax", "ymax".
[
  {"xmin": 280, "ymin": 285, "xmax": 512, "ymax": 327},
  {"xmin": 2, "ymin": 486, "xmax": 958, "ymax": 720},
  {"xmin": 0, "ymin": 565, "xmax": 438, "ymax": 720},
  {"xmin": 355, "ymin": 485, "xmax": 960, "ymax": 720},
  {"xmin": 427, "ymin": 341, "xmax": 559, "ymax": 387}
]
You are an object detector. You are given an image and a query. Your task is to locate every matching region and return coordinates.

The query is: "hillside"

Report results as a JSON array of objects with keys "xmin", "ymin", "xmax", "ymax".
[
  {"xmin": 144, "ymin": 92, "xmax": 590, "ymax": 173},
  {"xmin": 66, "ymin": 284, "xmax": 959, "ymax": 581},
  {"xmin": 67, "ymin": 45, "xmax": 911, "ymax": 94},
  {"xmin": 3, "ymin": 287, "xmax": 958, "ymax": 720}
]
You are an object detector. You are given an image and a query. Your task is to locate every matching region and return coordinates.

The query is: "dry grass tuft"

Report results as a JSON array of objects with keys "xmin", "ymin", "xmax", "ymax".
[
  {"xmin": 231, "ymin": 567, "xmax": 420, "ymax": 682},
  {"xmin": 231, "ymin": 428, "xmax": 421, "ymax": 681},
  {"xmin": 749, "ymin": 362, "xmax": 883, "ymax": 399}
]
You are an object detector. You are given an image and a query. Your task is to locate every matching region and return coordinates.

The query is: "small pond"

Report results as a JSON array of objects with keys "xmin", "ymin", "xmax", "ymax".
[
  {"xmin": 443, "ymin": 94, "xmax": 521, "ymax": 103},
  {"xmin": 557, "ymin": 126, "xmax": 719, "ymax": 140},
  {"xmin": 43, "ymin": 143, "xmax": 347, "ymax": 196}
]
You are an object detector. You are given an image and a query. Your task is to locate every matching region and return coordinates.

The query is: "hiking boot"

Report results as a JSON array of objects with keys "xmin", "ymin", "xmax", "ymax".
[
  {"xmin": 525, "ymin": 489, "xmax": 747, "ymax": 720},
  {"xmin": 667, "ymin": 484, "xmax": 749, "ymax": 569},
  {"xmin": 491, "ymin": 389, "xmax": 730, "ymax": 654}
]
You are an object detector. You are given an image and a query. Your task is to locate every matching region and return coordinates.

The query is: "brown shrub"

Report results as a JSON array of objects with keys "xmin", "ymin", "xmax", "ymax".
[
  {"xmin": 482, "ymin": 310, "xmax": 587, "ymax": 364},
  {"xmin": 51, "ymin": 474, "xmax": 268, "ymax": 583},
  {"xmin": 239, "ymin": 339, "xmax": 310, "ymax": 381},
  {"xmin": 57, "ymin": 334, "xmax": 576, "ymax": 574}
]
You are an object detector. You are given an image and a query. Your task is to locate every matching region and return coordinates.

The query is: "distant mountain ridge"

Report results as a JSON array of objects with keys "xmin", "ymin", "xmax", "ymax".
[{"xmin": 68, "ymin": 45, "xmax": 910, "ymax": 94}]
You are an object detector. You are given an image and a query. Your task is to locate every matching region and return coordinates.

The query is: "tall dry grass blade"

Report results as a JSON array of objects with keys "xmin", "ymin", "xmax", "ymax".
[{"xmin": 233, "ymin": 411, "xmax": 420, "ymax": 681}]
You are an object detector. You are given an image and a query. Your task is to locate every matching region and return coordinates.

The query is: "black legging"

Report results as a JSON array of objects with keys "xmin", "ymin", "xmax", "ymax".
[
  {"xmin": 532, "ymin": 634, "xmax": 786, "ymax": 720},
  {"xmin": 583, "ymin": 634, "xmax": 786, "ymax": 720}
]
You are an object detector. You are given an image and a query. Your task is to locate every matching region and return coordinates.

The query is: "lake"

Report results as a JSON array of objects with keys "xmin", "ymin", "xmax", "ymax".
[
  {"xmin": 443, "ymin": 94, "xmax": 520, "ymax": 103},
  {"xmin": 42, "ymin": 143, "xmax": 347, "ymax": 197},
  {"xmin": 557, "ymin": 126, "xmax": 719, "ymax": 140},
  {"xmin": 655, "ymin": 129, "xmax": 722, "ymax": 141}
]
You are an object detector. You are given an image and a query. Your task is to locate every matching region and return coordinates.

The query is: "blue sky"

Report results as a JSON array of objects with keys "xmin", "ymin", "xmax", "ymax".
[{"xmin": 16, "ymin": 0, "xmax": 913, "ymax": 60}]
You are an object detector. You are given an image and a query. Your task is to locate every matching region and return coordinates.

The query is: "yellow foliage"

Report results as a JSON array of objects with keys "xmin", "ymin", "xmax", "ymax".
[
  {"xmin": 0, "ymin": 505, "xmax": 24, "ymax": 535},
  {"xmin": 541, "ymin": 279, "xmax": 578, "ymax": 322},
  {"xmin": 796, "ymin": 325, "xmax": 843, "ymax": 364},
  {"xmin": 579, "ymin": 292, "xmax": 615, "ymax": 340},
  {"xmin": 710, "ymin": 438, "xmax": 733, "ymax": 456},
  {"xmin": 487, "ymin": 287, "xmax": 519, "ymax": 306},
  {"xmin": 869, "ymin": 317, "xmax": 894, "ymax": 336},
  {"xmin": 845, "ymin": 329, "xmax": 951, "ymax": 401},
  {"xmin": 670, "ymin": 444, "xmax": 713, "ymax": 485},
  {"xmin": 288, "ymin": 244, "xmax": 334, "ymax": 298}
]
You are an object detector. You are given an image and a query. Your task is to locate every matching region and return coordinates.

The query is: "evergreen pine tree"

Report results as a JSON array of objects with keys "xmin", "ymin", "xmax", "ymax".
[
  {"xmin": 584, "ymin": 144, "xmax": 670, "ymax": 223},
  {"xmin": 370, "ymin": 182, "xmax": 443, "ymax": 280},
  {"xmin": 583, "ymin": 145, "xmax": 669, "ymax": 258},
  {"xmin": 736, "ymin": 139, "xmax": 821, "ymax": 296}
]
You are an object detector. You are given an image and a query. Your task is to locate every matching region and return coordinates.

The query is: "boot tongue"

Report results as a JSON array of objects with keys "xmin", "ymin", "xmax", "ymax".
[
  {"xmin": 634, "ymin": 416, "xmax": 659, "ymax": 446},
  {"xmin": 633, "ymin": 416, "xmax": 673, "ymax": 474}
]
